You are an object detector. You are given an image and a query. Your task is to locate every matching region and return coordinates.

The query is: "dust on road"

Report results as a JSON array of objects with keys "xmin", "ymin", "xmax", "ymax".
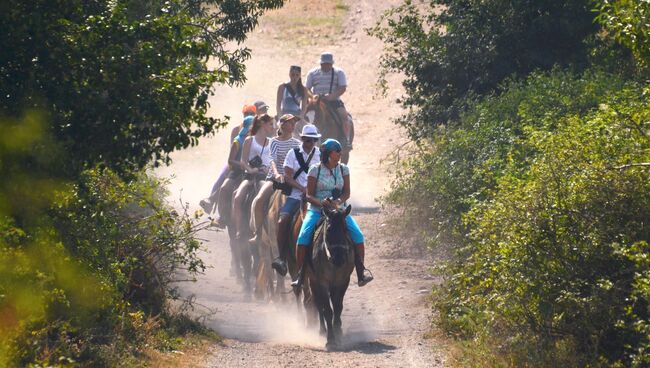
[{"xmin": 156, "ymin": 1, "xmax": 447, "ymax": 367}]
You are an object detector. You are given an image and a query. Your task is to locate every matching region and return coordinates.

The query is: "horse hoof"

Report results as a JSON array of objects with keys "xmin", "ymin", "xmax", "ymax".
[
  {"xmin": 325, "ymin": 342, "xmax": 335, "ymax": 351},
  {"xmin": 325, "ymin": 341, "xmax": 341, "ymax": 352}
]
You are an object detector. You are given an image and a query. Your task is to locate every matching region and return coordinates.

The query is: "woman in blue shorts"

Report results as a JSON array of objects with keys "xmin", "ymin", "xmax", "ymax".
[{"xmin": 291, "ymin": 138, "xmax": 373, "ymax": 288}]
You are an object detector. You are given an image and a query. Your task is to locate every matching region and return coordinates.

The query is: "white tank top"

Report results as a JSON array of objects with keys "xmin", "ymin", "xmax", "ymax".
[{"xmin": 249, "ymin": 136, "xmax": 272, "ymax": 167}]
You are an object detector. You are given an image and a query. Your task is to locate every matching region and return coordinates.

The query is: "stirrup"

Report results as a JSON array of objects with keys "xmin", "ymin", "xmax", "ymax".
[
  {"xmin": 291, "ymin": 267, "xmax": 304, "ymax": 290},
  {"xmin": 248, "ymin": 233, "xmax": 259, "ymax": 246},
  {"xmin": 291, "ymin": 277, "xmax": 302, "ymax": 289},
  {"xmin": 358, "ymin": 268, "xmax": 374, "ymax": 287}
]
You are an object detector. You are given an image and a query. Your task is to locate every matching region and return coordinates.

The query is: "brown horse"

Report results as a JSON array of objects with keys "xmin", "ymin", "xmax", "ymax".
[
  {"xmin": 254, "ymin": 190, "xmax": 286, "ymax": 300},
  {"xmin": 256, "ymin": 192, "xmax": 317, "ymax": 326},
  {"xmin": 228, "ymin": 180, "xmax": 261, "ymax": 297},
  {"xmin": 287, "ymin": 201, "xmax": 319, "ymax": 325},
  {"xmin": 304, "ymin": 95, "xmax": 354, "ymax": 164},
  {"xmin": 308, "ymin": 205, "xmax": 356, "ymax": 350}
]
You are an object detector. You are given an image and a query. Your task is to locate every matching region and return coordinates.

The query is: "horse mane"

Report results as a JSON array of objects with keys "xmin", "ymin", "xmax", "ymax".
[{"xmin": 315, "ymin": 208, "xmax": 352, "ymax": 267}]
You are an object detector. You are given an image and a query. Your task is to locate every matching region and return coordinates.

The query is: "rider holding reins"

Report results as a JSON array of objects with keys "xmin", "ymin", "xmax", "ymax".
[
  {"xmin": 291, "ymin": 138, "xmax": 373, "ymax": 289},
  {"xmin": 272, "ymin": 124, "xmax": 322, "ymax": 276},
  {"xmin": 305, "ymin": 52, "xmax": 353, "ymax": 149}
]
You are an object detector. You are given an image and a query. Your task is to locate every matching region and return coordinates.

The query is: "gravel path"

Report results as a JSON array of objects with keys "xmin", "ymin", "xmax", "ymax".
[{"xmin": 158, "ymin": 1, "xmax": 449, "ymax": 366}]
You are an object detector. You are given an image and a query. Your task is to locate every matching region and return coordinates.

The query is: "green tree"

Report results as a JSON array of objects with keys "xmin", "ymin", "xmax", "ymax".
[
  {"xmin": 369, "ymin": 0, "xmax": 602, "ymax": 139},
  {"xmin": 596, "ymin": 0, "xmax": 650, "ymax": 71},
  {"xmin": 0, "ymin": 0, "xmax": 284, "ymax": 175},
  {"xmin": 438, "ymin": 83, "xmax": 650, "ymax": 365}
]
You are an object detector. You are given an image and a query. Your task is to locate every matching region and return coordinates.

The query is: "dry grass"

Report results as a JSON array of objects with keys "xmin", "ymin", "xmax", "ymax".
[
  {"xmin": 260, "ymin": 0, "xmax": 350, "ymax": 46},
  {"xmin": 144, "ymin": 334, "xmax": 218, "ymax": 368}
]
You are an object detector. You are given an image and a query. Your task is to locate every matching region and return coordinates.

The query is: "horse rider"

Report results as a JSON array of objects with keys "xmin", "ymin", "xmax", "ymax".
[
  {"xmin": 202, "ymin": 104, "xmax": 256, "ymax": 225},
  {"xmin": 253, "ymin": 100, "xmax": 277, "ymax": 135},
  {"xmin": 305, "ymin": 52, "xmax": 353, "ymax": 149},
  {"xmin": 232, "ymin": 114, "xmax": 275, "ymax": 240},
  {"xmin": 271, "ymin": 123, "xmax": 321, "ymax": 276},
  {"xmin": 276, "ymin": 65, "xmax": 309, "ymax": 136},
  {"xmin": 248, "ymin": 114, "xmax": 301, "ymax": 246},
  {"xmin": 291, "ymin": 138, "xmax": 373, "ymax": 289}
]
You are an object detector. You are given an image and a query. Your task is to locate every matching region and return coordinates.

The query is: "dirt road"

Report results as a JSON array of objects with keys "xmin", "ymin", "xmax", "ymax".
[{"xmin": 157, "ymin": 1, "xmax": 447, "ymax": 366}]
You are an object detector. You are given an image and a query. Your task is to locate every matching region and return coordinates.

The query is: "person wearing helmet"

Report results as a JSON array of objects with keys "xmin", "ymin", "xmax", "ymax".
[{"xmin": 291, "ymin": 138, "xmax": 373, "ymax": 289}]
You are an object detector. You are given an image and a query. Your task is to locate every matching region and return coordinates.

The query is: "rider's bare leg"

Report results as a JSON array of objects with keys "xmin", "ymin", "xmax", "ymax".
[
  {"xmin": 336, "ymin": 106, "xmax": 352, "ymax": 147},
  {"xmin": 215, "ymin": 178, "xmax": 236, "ymax": 227},
  {"xmin": 354, "ymin": 243, "xmax": 373, "ymax": 286},
  {"xmin": 232, "ymin": 179, "xmax": 252, "ymax": 239},
  {"xmin": 249, "ymin": 181, "xmax": 274, "ymax": 245}
]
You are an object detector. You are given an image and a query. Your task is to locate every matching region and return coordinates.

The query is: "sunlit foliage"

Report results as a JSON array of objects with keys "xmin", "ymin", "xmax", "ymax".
[
  {"xmin": 0, "ymin": 0, "xmax": 284, "ymax": 174},
  {"xmin": 374, "ymin": 0, "xmax": 650, "ymax": 365}
]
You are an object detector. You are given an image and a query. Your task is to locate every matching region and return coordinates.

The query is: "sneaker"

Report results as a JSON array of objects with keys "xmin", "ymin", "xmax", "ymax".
[
  {"xmin": 199, "ymin": 198, "xmax": 212, "ymax": 214},
  {"xmin": 271, "ymin": 258, "xmax": 288, "ymax": 276},
  {"xmin": 357, "ymin": 269, "xmax": 373, "ymax": 287}
]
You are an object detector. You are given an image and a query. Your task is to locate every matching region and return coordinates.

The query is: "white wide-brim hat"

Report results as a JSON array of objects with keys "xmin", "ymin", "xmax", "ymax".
[{"xmin": 300, "ymin": 124, "xmax": 322, "ymax": 138}]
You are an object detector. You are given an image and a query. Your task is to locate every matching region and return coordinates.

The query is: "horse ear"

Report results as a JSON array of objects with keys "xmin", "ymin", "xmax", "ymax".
[{"xmin": 345, "ymin": 204, "xmax": 352, "ymax": 216}]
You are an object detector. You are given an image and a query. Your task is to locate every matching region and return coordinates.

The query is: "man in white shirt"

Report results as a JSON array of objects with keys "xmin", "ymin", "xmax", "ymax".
[
  {"xmin": 305, "ymin": 52, "xmax": 353, "ymax": 149},
  {"xmin": 271, "ymin": 124, "xmax": 321, "ymax": 276}
]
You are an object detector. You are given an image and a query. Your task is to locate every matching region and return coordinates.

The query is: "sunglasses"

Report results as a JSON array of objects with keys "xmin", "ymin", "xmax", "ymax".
[{"xmin": 302, "ymin": 137, "xmax": 318, "ymax": 143}]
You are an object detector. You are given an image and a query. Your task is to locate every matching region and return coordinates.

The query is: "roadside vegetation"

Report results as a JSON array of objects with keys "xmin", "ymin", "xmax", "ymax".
[
  {"xmin": 370, "ymin": 0, "xmax": 649, "ymax": 366},
  {"xmin": 0, "ymin": 0, "xmax": 284, "ymax": 366},
  {"xmin": 260, "ymin": 0, "xmax": 349, "ymax": 46}
]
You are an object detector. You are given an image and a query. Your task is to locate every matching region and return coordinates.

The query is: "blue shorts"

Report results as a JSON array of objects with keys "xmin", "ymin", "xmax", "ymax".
[
  {"xmin": 297, "ymin": 209, "xmax": 364, "ymax": 246},
  {"xmin": 280, "ymin": 197, "xmax": 301, "ymax": 217}
]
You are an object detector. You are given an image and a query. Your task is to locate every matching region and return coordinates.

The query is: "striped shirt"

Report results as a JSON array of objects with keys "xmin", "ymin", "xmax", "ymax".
[
  {"xmin": 305, "ymin": 67, "xmax": 347, "ymax": 98},
  {"xmin": 269, "ymin": 137, "xmax": 301, "ymax": 177}
]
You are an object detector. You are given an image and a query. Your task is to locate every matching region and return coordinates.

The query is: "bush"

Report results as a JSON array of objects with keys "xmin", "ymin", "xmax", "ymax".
[
  {"xmin": 0, "ymin": 114, "xmax": 207, "ymax": 367},
  {"xmin": 54, "ymin": 168, "xmax": 205, "ymax": 315},
  {"xmin": 435, "ymin": 82, "xmax": 649, "ymax": 365},
  {"xmin": 385, "ymin": 69, "xmax": 629, "ymax": 247}
]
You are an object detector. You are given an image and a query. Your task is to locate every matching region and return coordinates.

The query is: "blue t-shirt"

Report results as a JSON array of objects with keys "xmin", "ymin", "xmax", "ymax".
[{"xmin": 307, "ymin": 163, "xmax": 349, "ymax": 211}]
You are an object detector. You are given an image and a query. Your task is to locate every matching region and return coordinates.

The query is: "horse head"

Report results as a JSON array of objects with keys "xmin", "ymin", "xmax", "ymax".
[
  {"xmin": 322, "ymin": 204, "xmax": 352, "ymax": 267},
  {"xmin": 304, "ymin": 95, "xmax": 324, "ymax": 125}
]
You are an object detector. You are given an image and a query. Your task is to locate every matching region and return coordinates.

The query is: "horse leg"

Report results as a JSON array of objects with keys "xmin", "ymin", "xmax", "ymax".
[
  {"xmin": 276, "ymin": 272, "xmax": 285, "ymax": 300},
  {"xmin": 312, "ymin": 285, "xmax": 330, "ymax": 339},
  {"xmin": 301, "ymin": 282, "xmax": 318, "ymax": 328},
  {"xmin": 323, "ymin": 298, "xmax": 335, "ymax": 350},
  {"xmin": 331, "ymin": 285, "xmax": 348, "ymax": 348},
  {"xmin": 228, "ymin": 225, "xmax": 243, "ymax": 283},
  {"xmin": 239, "ymin": 237, "xmax": 253, "ymax": 296}
]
